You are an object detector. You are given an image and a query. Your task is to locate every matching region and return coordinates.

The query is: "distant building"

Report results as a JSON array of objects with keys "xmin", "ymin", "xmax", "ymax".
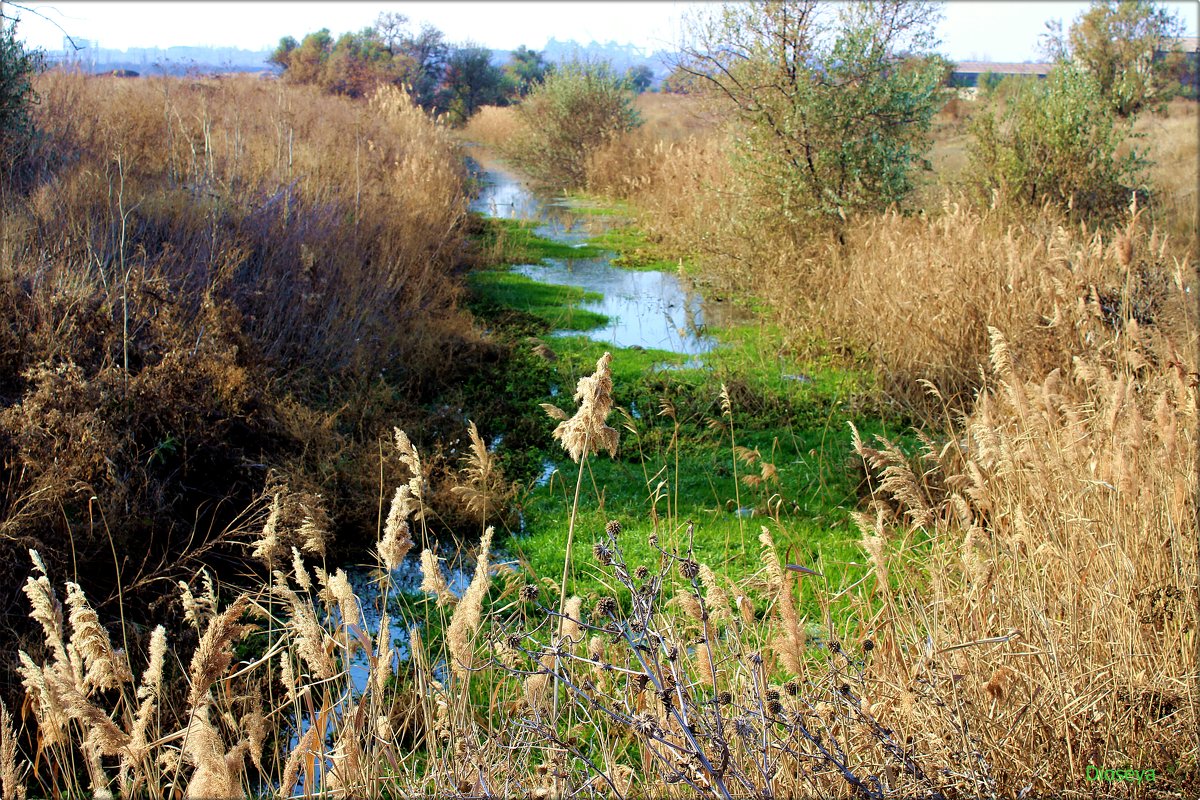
[
  {"xmin": 949, "ymin": 61, "xmax": 1053, "ymax": 88},
  {"xmin": 1157, "ymin": 36, "xmax": 1199, "ymax": 98},
  {"xmin": 950, "ymin": 37, "xmax": 1198, "ymax": 97}
]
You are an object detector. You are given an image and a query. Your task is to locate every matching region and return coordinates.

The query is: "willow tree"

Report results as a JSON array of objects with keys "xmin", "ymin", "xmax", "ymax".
[{"xmin": 676, "ymin": 0, "xmax": 947, "ymax": 229}]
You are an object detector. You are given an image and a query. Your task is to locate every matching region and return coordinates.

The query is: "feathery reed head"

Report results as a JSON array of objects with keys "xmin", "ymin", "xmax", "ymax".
[{"xmin": 549, "ymin": 352, "xmax": 619, "ymax": 462}]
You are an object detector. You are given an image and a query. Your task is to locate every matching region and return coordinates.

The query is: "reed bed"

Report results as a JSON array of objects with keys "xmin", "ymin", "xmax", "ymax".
[
  {"xmin": 5, "ymin": 317, "xmax": 1195, "ymax": 796},
  {"xmin": 2, "ymin": 72, "xmax": 1196, "ymax": 800},
  {"xmin": 0, "ymin": 70, "xmax": 480, "ymax": 737}
]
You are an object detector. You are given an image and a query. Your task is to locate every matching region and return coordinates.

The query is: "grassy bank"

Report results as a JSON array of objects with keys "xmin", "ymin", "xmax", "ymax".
[{"xmin": 458, "ymin": 189, "xmax": 904, "ymax": 629}]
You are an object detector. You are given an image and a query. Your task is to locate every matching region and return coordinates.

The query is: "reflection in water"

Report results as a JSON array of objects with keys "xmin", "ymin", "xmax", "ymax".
[
  {"xmin": 468, "ymin": 153, "xmax": 748, "ymax": 354},
  {"xmin": 514, "ymin": 260, "xmax": 717, "ymax": 354}
]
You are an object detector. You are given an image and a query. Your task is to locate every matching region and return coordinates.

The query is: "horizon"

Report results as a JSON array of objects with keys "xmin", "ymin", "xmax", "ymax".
[{"xmin": 10, "ymin": 1, "xmax": 1200, "ymax": 64}]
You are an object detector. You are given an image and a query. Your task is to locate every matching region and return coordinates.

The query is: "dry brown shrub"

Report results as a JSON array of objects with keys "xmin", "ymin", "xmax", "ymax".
[
  {"xmin": 460, "ymin": 104, "xmax": 521, "ymax": 150},
  {"xmin": 853, "ymin": 315, "xmax": 1198, "ymax": 796},
  {"xmin": 0, "ymin": 70, "xmax": 481, "ymax": 731}
]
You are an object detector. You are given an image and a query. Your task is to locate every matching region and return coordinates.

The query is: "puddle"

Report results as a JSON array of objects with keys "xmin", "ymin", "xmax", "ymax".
[
  {"xmin": 536, "ymin": 458, "xmax": 558, "ymax": 487},
  {"xmin": 338, "ymin": 547, "xmax": 510, "ymax": 694},
  {"xmin": 513, "ymin": 259, "xmax": 720, "ymax": 354}
]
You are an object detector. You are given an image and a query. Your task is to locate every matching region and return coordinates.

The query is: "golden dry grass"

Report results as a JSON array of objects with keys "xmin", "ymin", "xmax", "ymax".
[
  {"xmin": 0, "ymin": 70, "xmax": 482, "ymax": 745},
  {"xmin": 10, "ymin": 328, "xmax": 1194, "ymax": 796},
  {"xmin": 1135, "ymin": 98, "xmax": 1200, "ymax": 247},
  {"xmin": 460, "ymin": 104, "xmax": 521, "ymax": 150},
  {"xmin": 4, "ymin": 70, "xmax": 1197, "ymax": 800}
]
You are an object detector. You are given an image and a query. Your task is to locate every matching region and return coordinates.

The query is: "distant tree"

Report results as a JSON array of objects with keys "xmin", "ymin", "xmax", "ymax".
[
  {"xmin": 676, "ymin": 0, "xmax": 947, "ymax": 228},
  {"xmin": 624, "ymin": 64, "xmax": 654, "ymax": 93},
  {"xmin": 504, "ymin": 45, "xmax": 551, "ymax": 98},
  {"xmin": 269, "ymin": 35, "xmax": 298, "ymax": 69},
  {"xmin": 440, "ymin": 45, "xmax": 507, "ymax": 124},
  {"xmin": 271, "ymin": 19, "xmax": 450, "ymax": 111},
  {"xmin": 374, "ymin": 11, "xmax": 410, "ymax": 54},
  {"xmin": 1042, "ymin": 0, "xmax": 1185, "ymax": 116},
  {"xmin": 283, "ymin": 28, "xmax": 334, "ymax": 86},
  {"xmin": 395, "ymin": 23, "xmax": 449, "ymax": 110}
]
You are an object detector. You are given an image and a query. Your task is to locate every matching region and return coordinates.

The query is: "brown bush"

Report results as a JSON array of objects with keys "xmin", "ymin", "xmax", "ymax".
[{"xmin": 0, "ymin": 71, "xmax": 481, "ymax": 713}]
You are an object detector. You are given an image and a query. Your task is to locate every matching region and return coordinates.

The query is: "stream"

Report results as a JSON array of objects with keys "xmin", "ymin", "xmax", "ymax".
[{"xmin": 342, "ymin": 149, "xmax": 742, "ymax": 693}]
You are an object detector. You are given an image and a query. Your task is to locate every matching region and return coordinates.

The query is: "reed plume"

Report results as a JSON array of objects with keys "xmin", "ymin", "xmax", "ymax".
[
  {"xmin": 760, "ymin": 527, "xmax": 806, "ymax": 675},
  {"xmin": 419, "ymin": 548, "xmax": 457, "ymax": 606},
  {"xmin": 182, "ymin": 702, "xmax": 243, "ymax": 800},
  {"xmin": 65, "ymin": 582, "xmax": 133, "ymax": 692},
  {"xmin": 0, "ymin": 700, "xmax": 26, "ymax": 800},
  {"xmin": 186, "ymin": 596, "xmax": 252, "ymax": 709},
  {"xmin": 550, "ymin": 352, "xmax": 619, "ymax": 462},
  {"xmin": 447, "ymin": 526, "xmax": 494, "ymax": 680},
  {"xmin": 378, "ymin": 486, "xmax": 417, "ymax": 573}
]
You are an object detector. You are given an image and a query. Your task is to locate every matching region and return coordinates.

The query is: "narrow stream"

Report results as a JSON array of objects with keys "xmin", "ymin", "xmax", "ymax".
[
  {"xmin": 342, "ymin": 149, "xmax": 742, "ymax": 693},
  {"xmin": 468, "ymin": 149, "xmax": 749, "ymax": 355}
]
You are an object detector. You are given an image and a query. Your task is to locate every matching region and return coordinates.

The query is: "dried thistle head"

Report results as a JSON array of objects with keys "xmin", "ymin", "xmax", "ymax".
[{"xmin": 549, "ymin": 352, "xmax": 619, "ymax": 462}]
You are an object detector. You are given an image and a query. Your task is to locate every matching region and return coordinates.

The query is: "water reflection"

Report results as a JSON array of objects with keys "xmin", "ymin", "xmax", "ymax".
[{"xmin": 468, "ymin": 153, "xmax": 748, "ymax": 354}]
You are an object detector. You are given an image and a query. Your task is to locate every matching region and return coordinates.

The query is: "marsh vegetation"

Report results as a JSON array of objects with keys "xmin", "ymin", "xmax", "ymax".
[{"xmin": 0, "ymin": 2, "xmax": 1196, "ymax": 798}]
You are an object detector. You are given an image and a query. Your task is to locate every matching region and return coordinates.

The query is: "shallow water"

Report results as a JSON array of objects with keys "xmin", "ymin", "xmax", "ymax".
[
  {"xmin": 468, "ymin": 152, "xmax": 748, "ymax": 353},
  {"xmin": 342, "ymin": 152, "xmax": 741, "ymax": 693}
]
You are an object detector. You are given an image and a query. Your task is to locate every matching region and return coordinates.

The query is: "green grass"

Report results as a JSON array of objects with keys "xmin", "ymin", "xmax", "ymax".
[
  {"xmin": 467, "ymin": 270, "xmax": 609, "ymax": 331},
  {"xmin": 463, "ymin": 195, "xmax": 906, "ymax": 627},
  {"xmin": 499, "ymin": 327, "xmax": 901, "ymax": 624},
  {"xmin": 477, "ymin": 215, "xmax": 608, "ymax": 263},
  {"xmin": 561, "ymin": 192, "xmax": 634, "ymax": 218},
  {"xmin": 586, "ymin": 217, "xmax": 690, "ymax": 272}
]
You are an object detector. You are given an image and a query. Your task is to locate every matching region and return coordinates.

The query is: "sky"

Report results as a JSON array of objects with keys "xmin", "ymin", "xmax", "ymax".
[{"xmin": 9, "ymin": 1, "xmax": 1200, "ymax": 62}]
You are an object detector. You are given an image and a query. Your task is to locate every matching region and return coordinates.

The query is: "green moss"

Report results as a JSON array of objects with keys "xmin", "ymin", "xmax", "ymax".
[
  {"xmin": 461, "ymin": 204, "xmax": 905, "ymax": 628},
  {"xmin": 467, "ymin": 271, "xmax": 609, "ymax": 331},
  {"xmin": 476, "ymin": 215, "xmax": 609, "ymax": 263},
  {"xmin": 495, "ymin": 320, "xmax": 904, "ymax": 624}
]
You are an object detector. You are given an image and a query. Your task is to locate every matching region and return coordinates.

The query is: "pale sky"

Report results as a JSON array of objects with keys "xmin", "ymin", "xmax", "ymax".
[{"xmin": 10, "ymin": 1, "xmax": 1200, "ymax": 62}]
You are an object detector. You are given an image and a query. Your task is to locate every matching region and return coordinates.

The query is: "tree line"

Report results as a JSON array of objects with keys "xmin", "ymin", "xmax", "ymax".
[{"xmin": 269, "ymin": 13, "xmax": 656, "ymax": 124}]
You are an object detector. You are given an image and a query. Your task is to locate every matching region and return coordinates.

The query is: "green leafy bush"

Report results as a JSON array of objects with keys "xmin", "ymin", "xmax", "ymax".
[
  {"xmin": 505, "ymin": 60, "xmax": 640, "ymax": 189},
  {"xmin": 1042, "ymin": 0, "xmax": 1185, "ymax": 117},
  {"xmin": 678, "ymin": 1, "xmax": 947, "ymax": 228},
  {"xmin": 966, "ymin": 64, "xmax": 1148, "ymax": 220},
  {"xmin": 0, "ymin": 19, "xmax": 43, "ymax": 175}
]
